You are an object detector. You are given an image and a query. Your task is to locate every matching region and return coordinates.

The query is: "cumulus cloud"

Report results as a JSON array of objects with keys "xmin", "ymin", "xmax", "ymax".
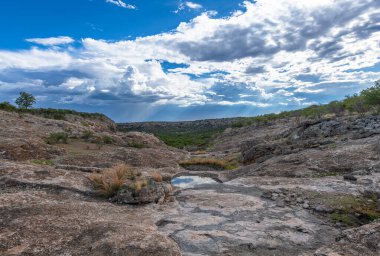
[
  {"xmin": 105, "ymin": 0, "xmax": 136, "ymax": 9},
  {"xmin": 25, "ymin": 36, "xmax": 74, "ymax": 46},
  {"xmin": 1, "ymin": 0, "xmax": 380, "ymax": 119}
]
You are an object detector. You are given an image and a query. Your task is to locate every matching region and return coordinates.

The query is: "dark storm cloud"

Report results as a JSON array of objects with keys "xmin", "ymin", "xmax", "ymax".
[
  {"xmin": 175, "ymin": 0, "xmax": 380, "ymax": 63},
  {"xmin": 0, "ymin": 69, "xmax": 89, "ymax": 86},
  {"xmin": 245, "ymin": 66, "xmax": 266, "ymax": 75}
]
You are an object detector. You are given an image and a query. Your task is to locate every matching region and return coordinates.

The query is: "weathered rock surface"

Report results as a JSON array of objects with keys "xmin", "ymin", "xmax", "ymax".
[
  {"xmin": 231, "ymin": 115, "xmax": 380, "ymax": 178},
  {"xmin": 0, "ymin": 110, "xmax": 188, "ymax": 168},
  {"xmin": 1, "ymin": 110, "xmax": 379, "ymax": 255},
  {"xmin": 0, "ymin": 160, "xmax": 181, "ymax": 256},
  {"xmin": 313, "ymin": 220, "xmax": 380, "ymax": 256},
  {"xmin": 156, "ymin": 182, "xmax": 340, "ymax": 256}
]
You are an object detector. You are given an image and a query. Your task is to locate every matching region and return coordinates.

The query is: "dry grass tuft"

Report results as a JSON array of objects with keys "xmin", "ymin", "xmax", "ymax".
[
  {"xmin": 151, "ymin": 172, "xmax": 163, "ymax": 182},
  {"xmin": 89, "ymin": 164, "xmax": 140, "ymax": 197},
  {"xmin": 132, "ymin": 178, "xmax": 148, "ymax": 193},
  {"xmin": 179, "ymin": 156, "xmax": 239, "ymax": 170}
]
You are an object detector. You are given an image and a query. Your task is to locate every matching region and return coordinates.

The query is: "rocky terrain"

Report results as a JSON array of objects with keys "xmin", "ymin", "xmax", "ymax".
[
  {"xmin": 118, "ymin": 118, "xmax": 243, "ymax": 134},
  {"xmin": 1, "ymin": 109, "xmax": 379, "ymax": 255}
]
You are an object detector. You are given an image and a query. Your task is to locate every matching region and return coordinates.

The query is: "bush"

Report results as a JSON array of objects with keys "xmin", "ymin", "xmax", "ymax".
[
  {"xmin": 326, "ymin": 101, "xmax": 345, "ymax": 116},
  {"xmin": 343, "ymin": 94, "xmax": 368, "ymax": 114},
  {"xmin": 0, "ymin": 101, "xmax": 18, "ymax": 112},
  {"xmin": 82, "ymin": 130, "xmax": 94, "ymax": 141},
  {"xmin": 0, "ymin": 104, "xmax": 108, "ymax": 122},
  {"xmin": 45, "ymin": 132, "xmax": 69, "ymax": 144},
  {"xmin": 89, "ymin": 164, "xmax": 141, "ymax": 198},
  {"xmin": 361, "ymin": 80, "xmax": 380, "ymax": 107},
  {"xmin": 102, "ymin": 135, "xmax": 114, "ymax": 144}
]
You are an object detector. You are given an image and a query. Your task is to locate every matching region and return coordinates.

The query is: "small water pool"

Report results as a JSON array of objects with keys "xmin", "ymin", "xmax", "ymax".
[{"xmin": 171, "ymin": 176, "xmax": 219, "ymax": 189}]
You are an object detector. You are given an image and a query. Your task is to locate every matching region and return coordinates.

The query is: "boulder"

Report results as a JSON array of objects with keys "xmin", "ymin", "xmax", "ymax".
[{"xmin": 111, "ymin": 180, "xmax": 172, "ymax": 204}]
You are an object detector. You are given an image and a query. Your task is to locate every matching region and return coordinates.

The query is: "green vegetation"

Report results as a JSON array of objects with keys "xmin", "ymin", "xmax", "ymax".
[
  {"xmin": 128, "ymin": 141, "xmax": 147, "ymax": 148},
  {"xmin": 156, "ymin": 129, "xmax": 223, "ymax": 150},
  {"xmin": 15, "ymin": 92, "xmax": 36, "ymax": 110},
  {"xmin": 45, "ymin": 132, "xmax": 69, "ymax": 145},
  {"xmin": 231, "ymin": 80, "xmax": 380, "ymax": 127},
  {"xmin": 82, "ymin": 130, "xmax": 94, "ymax": 141},
  {"xmin": 0, "ymin": 101, "xmax": 18, "ymax": 112},
  {"xmin": 313, "ymin": 172, "xmax": 339, "ymax": 178},
  {"xmin": 361, "ymin": 79, "xmax": 380, "ymax": 106},
  {"xmin": 153, "ymin": 81, "xmax": 380, "ymax": 149},
  {"xmin": 101, "ymin": 135, "xmax": 114, "ymax": 144},
  {"xmin": 0, "ymin": 98, "xmax": 107, "ymax": 121},
  {"xmin": 93, "ymin": 135, "xmax": 114, "ymax": 149},
  {"xmin": 328, "ymin": 194, "xmax": 380, "ymax": 226}
]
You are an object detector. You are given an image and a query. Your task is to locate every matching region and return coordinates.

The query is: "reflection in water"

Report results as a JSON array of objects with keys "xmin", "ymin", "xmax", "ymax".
[{"xmin": 171, "ymin": 176, "xmax": 218, "ymax": 189}]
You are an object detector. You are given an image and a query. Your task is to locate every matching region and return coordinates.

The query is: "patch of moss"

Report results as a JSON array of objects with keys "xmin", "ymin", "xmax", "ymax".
[
  {"xmin": 313, "ymin": 172, "xmax": 339, "ymax": 178},
  {"xmin": 328, "ymin": 195, "xmax": 380, "ymax": 226}
]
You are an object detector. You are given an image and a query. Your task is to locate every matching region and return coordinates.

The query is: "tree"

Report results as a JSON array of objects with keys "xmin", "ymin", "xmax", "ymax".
[
  {"xmin": 15, "ymin": 92, "xmax": 36, "ymax": 109},
  {"xmin": 361, "ymin": 79, "xmax": 380, "ymax": 106}
]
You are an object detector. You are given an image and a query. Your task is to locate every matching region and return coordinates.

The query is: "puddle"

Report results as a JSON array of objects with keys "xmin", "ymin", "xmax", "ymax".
[{"xmin": 171, "ymin": 176, "xmax": 219, "ymax": 189}]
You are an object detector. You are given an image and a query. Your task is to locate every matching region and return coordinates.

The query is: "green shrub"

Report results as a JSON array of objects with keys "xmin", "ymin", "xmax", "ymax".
[
  {"xmin": 102, "ymin": 135, "xmax": 114, "ymax": 144},
  {"xmin": 0, "ymin": 104, "xmax": 108, "ymax": 121},
  {"xmin": 156, "ymin": 129, "xmax": 222, "ymax": 150},
  {"xmin": 82, "ymin": 130, "xmax": 94, "ymax": 141},
  {"xmin": 0, "ymin": 101, "xmax": 18, "ymax": 112},
  {"xmin": 45, "ymin": 132, "xmax": 69, "ymax": 144},
  {"xmin": 343, "ymin": 94, "xmax": 368, "ymax": 113},
  {"xmin": 326, "ymin": 101, "xmax": 345, "ymax": 116},
  {"xmin": 361, "ymin": 80, "xmax": 380, "ymax": 106},
  {"xmin": 231, "ymin": 122, "xmax": 245, "ymax": 128},
  {"xmin": 128, "ymin": 142, "xmax": 146, "ymax": 148}
]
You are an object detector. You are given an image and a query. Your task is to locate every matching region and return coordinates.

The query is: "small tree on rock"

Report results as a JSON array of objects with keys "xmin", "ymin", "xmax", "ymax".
[{"xmin": 15, "ymin": 92, "xmax": 36, "ymax": 109}]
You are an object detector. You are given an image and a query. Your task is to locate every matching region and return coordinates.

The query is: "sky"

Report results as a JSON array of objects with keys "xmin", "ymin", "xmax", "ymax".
[{"xmin": 0, "ymin": 0, "xmax": 379, "ymax": 122}]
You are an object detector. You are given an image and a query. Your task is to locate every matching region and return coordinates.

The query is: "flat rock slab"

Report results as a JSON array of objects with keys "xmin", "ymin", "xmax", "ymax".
[{"xmin": 156, "ymin": 182, "xmax": 339, "ymax": 256}]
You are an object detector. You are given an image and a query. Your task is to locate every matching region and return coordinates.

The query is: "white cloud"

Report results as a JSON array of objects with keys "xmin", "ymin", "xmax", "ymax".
[
  {"xmin": 175, "ymin": 1, "xmax": 203, "ymax": 13},
  {"xmin": 185, "ymin": 2, "xmax": 202, "ymax": 9},
  {"xmin": 1, "ymin": 0, "xmax": 380, "ymax": 111},
  {"xmin": 0, "ymin": 48, "xmax": 72, "ymax": 69},
  {"xmin": 26, "ymin": 36, "xmax": 74, "ymax": 46},
  {"xmin": 105, "ymin": 0, "xmax": 136, "ymax": 9}
]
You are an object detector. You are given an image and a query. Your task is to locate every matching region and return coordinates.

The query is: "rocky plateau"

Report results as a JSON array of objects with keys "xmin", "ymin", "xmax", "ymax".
[{"xmin": 0, "ymin": 109, "xmax": 379, "ymax": 256}]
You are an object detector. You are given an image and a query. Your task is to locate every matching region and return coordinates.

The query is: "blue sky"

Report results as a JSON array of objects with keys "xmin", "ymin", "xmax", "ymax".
[{"xmin": 0, "ymin": 0, "xmax": 379, "ymax": 122}]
